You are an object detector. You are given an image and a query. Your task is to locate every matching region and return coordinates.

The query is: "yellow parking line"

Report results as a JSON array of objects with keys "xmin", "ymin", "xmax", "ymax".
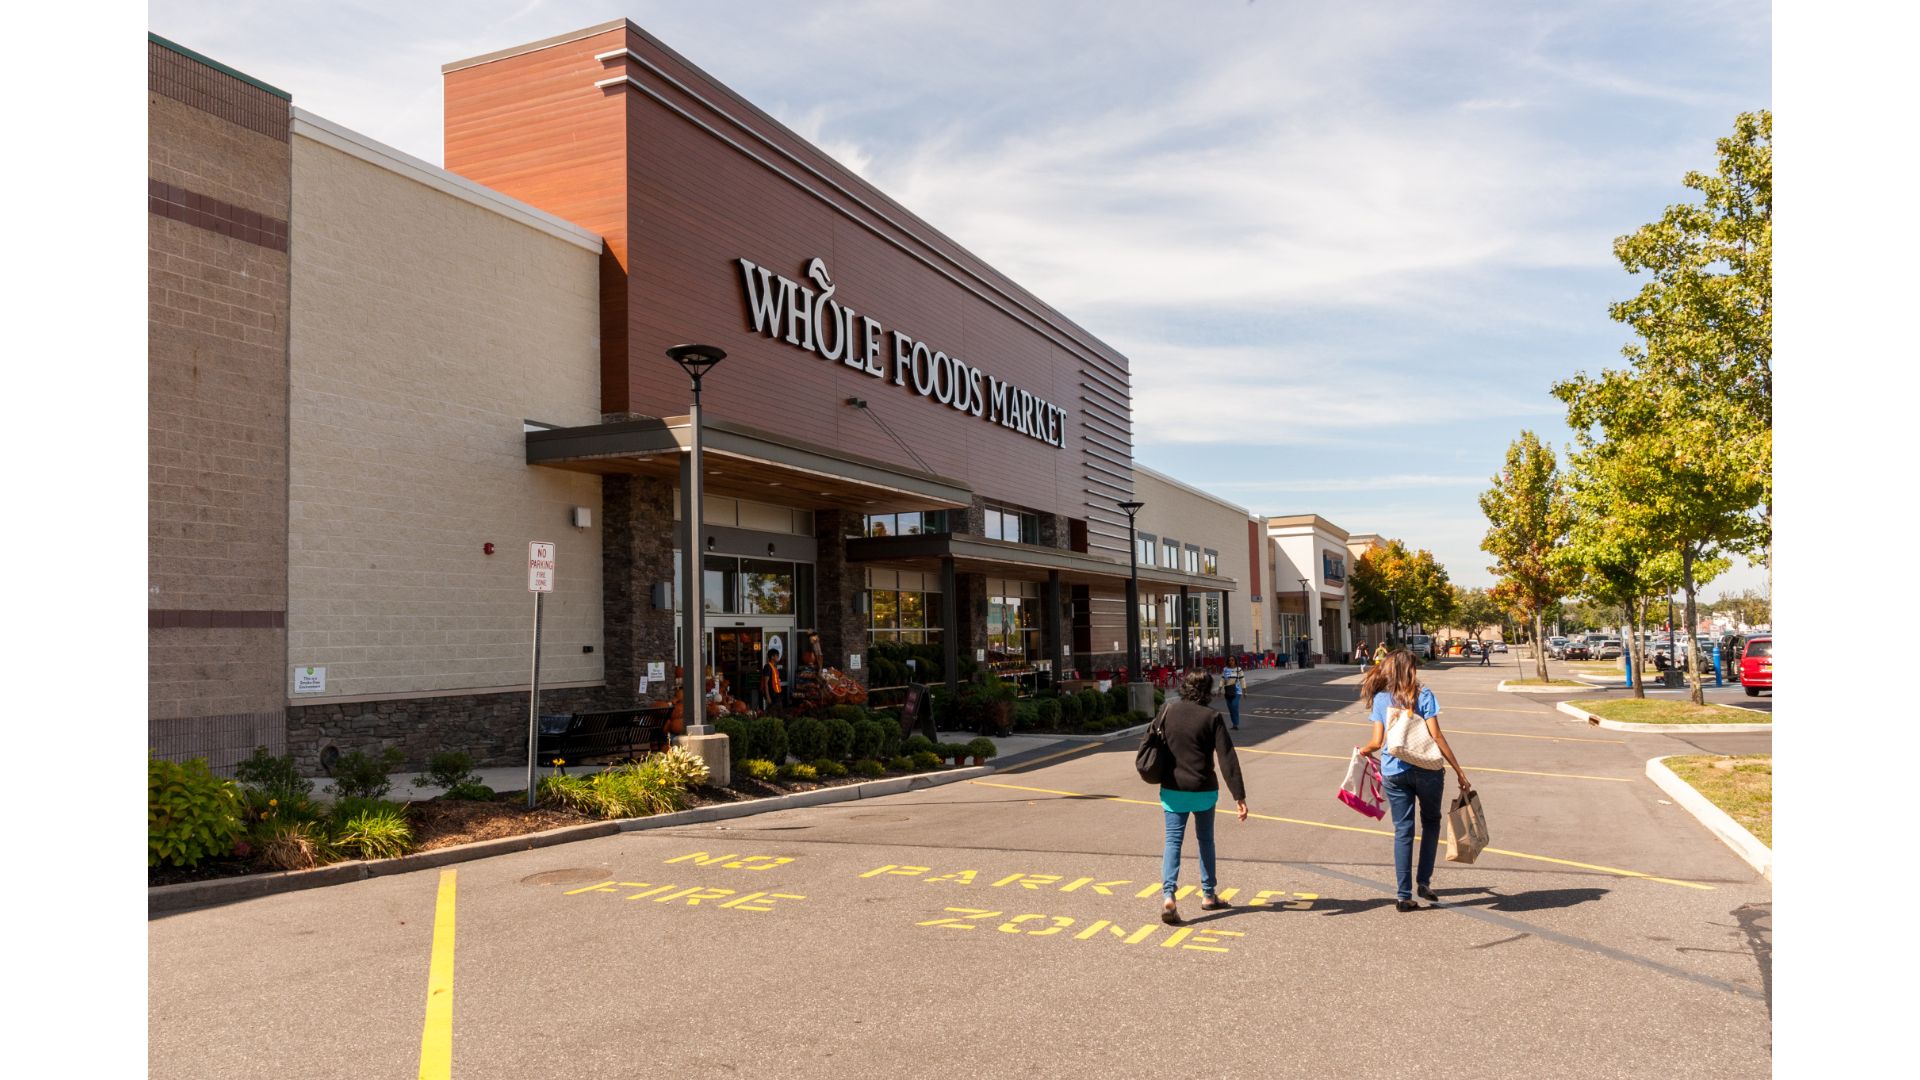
[
  {"xmin": 1254, "ymin": 715, "xmax": 1624, "ymax": 744},
  {"xmin": 1236, "ymin": 747, "xmax": 1634, "ymax": 783},
  {"xmin": 417, "ymin": 869, "xmax": 457, "ymax": 1080},
  {"xmin": 968, "ymin": 781, "xmax": 1712, "ymax": 890}
]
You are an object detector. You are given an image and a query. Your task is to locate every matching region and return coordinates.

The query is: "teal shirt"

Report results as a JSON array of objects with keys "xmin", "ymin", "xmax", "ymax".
[{"xmin": 1160, "ymin": 786, "xmax": 1218, "ymax": 813}]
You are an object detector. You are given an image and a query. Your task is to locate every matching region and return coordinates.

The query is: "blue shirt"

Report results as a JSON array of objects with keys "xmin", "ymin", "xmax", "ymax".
[{"xmin": 1370, "ymin": 687, "xmax": 1440, "ymax": 776}]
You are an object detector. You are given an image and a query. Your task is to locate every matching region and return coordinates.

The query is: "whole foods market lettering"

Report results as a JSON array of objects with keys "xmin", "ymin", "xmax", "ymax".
[{"xmin": 738, "ymin": 257, "xmax": 1066, "ymax": 449}]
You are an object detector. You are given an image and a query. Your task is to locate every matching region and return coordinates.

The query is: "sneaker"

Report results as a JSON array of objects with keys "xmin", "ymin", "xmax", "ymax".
[
  {"xmin": 1395, "ymin": 899, "xmax": 1420, "ymax": 913},
  {"xmin": 1417, "ymin": 885, "xmax": 1439, "ymax": 904}
]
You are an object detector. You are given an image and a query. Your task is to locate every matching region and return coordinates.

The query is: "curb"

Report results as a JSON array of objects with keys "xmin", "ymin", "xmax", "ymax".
[
  {"xmin": 1496, "ymin": 680, "xmax": 1588, "ymax": 694},
  {"xmin": 151, "ymin": 766, "xmax": 993, "ymax": 916},
  {"xmin": 1646, "ymin": 756, "xmax": 1771, "ymax": 881},
  {"xmin": 1555, "ymin": 700, "xmax": 1771, "ymax": 734}
]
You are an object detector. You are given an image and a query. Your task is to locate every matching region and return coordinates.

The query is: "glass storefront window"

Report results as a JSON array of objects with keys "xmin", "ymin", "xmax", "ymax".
[
  {"xmin": 1184, "ymin": 546, "xmax": 1199, "ymax": 574},
  {"xmin": 872, "ymin": 588, "xmax": 899, "ymax": 641},
  {"xmin": 1137, "ymin": 533, "xmax": 1156, "ymax": 567},
  {"xmin": 740, "ymin": 558, "xmax": 795, "ymax": 615},
  {"xmin": 703, "ymin": 555, "xmax": 738, "ymax": 613},
  {"xmin": 1162, "ymin": 539, "xmax": 1178, "ymax": 568},
  {"xmin": 900, "ymin": 590, "xmax": 925, "ymax": 631},
  {"xmin": 1203, "ymin": 550, "xmax": 1219, "ymax": 576}
]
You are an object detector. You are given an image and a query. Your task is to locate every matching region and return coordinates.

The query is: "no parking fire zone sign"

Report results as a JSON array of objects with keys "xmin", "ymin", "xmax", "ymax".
[{"xmin": 528, "ymin": 541, "xmax": 555, "ymax": 592}]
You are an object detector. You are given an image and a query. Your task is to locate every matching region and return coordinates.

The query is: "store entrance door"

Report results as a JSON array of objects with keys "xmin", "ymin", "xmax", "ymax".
[{"xmin": 713, "ymin": 628, "xmax": 764, "ymax": 707}]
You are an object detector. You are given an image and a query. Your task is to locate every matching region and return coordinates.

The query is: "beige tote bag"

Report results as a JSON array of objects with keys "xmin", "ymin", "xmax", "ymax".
[{"xmin": 1384, "ymin": 705, "xmax": 1444, "ymax": 770}]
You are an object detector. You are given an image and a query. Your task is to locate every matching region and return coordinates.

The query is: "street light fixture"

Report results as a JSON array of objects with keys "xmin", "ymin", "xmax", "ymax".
[
  {"xmin": 669, "ymin": 343, "xmax": 725, "ymax": 736},
  {"xmin": 1118, "ymin": 500, "xmax": 1155, "ymax": 716},
  {"xmin": 1298, "ymin": 577, "xmax": 1311, "ymax": 667}
]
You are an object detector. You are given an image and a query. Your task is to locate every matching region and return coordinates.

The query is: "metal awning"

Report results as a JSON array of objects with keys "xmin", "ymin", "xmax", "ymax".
[
  {"xmin": 526, "ymin": 415, "xmax": 973, "ymax": 513},
  {"xmin": 847, "ymin": 533, "xmax": 1238, "ymax": 593}
]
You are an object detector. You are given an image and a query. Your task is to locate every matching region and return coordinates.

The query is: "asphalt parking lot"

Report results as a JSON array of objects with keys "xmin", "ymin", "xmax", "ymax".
[{"xmin": 149, "ymin": 661, "xmax": 1771, "ymax": 1079}]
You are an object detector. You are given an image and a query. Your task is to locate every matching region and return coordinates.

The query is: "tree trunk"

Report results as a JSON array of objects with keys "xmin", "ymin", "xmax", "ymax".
[
  {"xmin": 1533, "ymin": 609, "xmax": 1549, "ymax": 681},
  {"xmin": 1625, "ymin": 601, "xmax": 1645, "ymax": 699},
  {"xmin": 1682, "ymin": 548, "xmax": 1704, "ymax": 706}
]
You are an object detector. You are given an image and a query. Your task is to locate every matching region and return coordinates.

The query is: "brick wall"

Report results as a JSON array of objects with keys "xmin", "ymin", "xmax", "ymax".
[{"xmin": 148, "ymin": 38, "xmax": 293, "ymax": 770}]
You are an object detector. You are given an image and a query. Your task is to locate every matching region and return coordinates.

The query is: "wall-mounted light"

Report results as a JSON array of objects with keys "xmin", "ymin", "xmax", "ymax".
[
  {"xmin": 570, "ymin": 506, "xmax": 592, "ymax": 528},
  {"xmin": 706, "ymin": 536, "xmax": 716, "ymax": 551},
  {"xmin": 767, "ymin": 543, "xmax": 777, "ymax": 557}
]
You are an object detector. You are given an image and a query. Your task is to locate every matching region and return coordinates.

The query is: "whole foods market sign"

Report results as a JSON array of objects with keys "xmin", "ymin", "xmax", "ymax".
[{"xmin": 738, "ymin": 257, "xmax": 1066, "ymax": 449}]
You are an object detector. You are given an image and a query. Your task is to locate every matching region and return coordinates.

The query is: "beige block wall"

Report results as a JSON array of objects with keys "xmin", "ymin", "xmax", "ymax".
[
  {"xmin": 1132, "ymin": 468, "xmax": 1255, "ymax": 651},
  {"xmin": 287, "ymin": 130, "xmax": 604, "ymax": 702}
]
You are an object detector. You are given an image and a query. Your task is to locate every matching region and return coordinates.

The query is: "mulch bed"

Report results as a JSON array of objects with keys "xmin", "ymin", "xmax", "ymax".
[{"xmin": 149, "ymin": 765, "xmax": 967, "ymax": 887}]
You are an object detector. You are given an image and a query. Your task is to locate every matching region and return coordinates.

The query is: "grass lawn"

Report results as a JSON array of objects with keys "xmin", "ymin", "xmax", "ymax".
[
  {"xmin": 1665, "ymin": 755, "xmax": 1771, "ymax": 847},
  {"xmin": 1570, "ymin": 697, "xmax": 1768, "ymax": 724},
  {"xmin": 1505, "ymin": 678, "xmax": 1588, "ymax": 686},
  {"xmin": 1566, "ymin": 661, "xmax": 1623, "ymax": 674}
]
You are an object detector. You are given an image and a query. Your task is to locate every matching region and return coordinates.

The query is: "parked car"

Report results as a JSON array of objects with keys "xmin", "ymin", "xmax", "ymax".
[
  {"xmin": 1546, "ymin": 636, "xmax": 1570, "ymax": 659},
  {"xmin": 1593, "ymin": 637, "xmax": 1623, "ymax": 660},
  {"xmin": 1407, "ymin": 634, "xmax": 1434, "ymax": 660},
  {"xmin": 1563, "ymin": 639, "xmax": 1591, "ymax": 660},
  {"xmin": 1740, "ymin": 636, "xmax": 1771, "ymax": 697},
  {"xmin": 1492, "ymin": 642, "xmax": 1508, "ymax": 653},
  {"xmin": 1716, "ymin": 634, "xmax": 1746, "ymax": 683}
]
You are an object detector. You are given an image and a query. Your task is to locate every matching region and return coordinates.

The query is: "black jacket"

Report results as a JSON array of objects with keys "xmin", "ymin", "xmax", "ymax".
[{"xmin": 1157, "ymin": 700, "xmax": 1246, "ymax": 800}]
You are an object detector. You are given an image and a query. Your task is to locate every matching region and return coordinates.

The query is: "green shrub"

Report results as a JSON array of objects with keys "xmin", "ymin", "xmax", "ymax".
[
  {"xmin": 928, "ymin": 688, "xmax": 957, "ymax": 729},
  {"xmin": 1126, "ymin": 710, "xmax": 1152, "ymax": 727},
  {"xmin": 910, "ymin": 750, "xmax": 943, "ymax": 771},
  {"xmin": 1036, "ymin": 696, "xmax": 1063, "ymax": 729},
  {"xmin": 886, "ymin": 755, "xmax": 916, "ymax": 773},
  {"xmin": 329, "ymin": 747, "xmax": 405, "ymax": 801},
  {"xmin": 329, "ymin": 796, "xmax": 402, "ymax": 824},
  {"xmin": 1154, "ymin": 688, "xmax": 1166, "ymax": 708},
  {"xmin": 821, "ymin": 717, "xmax": 856, "ymax": 760},
  {"xmin": 1107, "ymin": 683, "xmax": 1130, "ymax": 717},
  {"xmin": 777, "ymin": 762, "xmax": 819, "ymax": 782},
  {"xmin": 652, "ymin": 745, "xmax": 712, "ymax": 789},
  {"xmin": 538, "ymin": 773, "xmax": 601, "ymax": 815},
  {"xmin": 1078, "ymin": 688, "xmax": 1108, "ymax": 722},
  {"xmin": 849, "ymin": 718, "xmax": 885, "ymax": 760},
  {"xmin": 965, "ymin": 737, "xmax": 998, "ymax": 761},
  {"xmin": 751, "ymin": 716, "xmax": 790, "ymax": 764},
  {"xmin": 1013, "ymin": 701, "xmax": 1041, "ymax": 732},
  {"xmin": 592, "ymin": 760, "xmax": 686, "ymax": 817},
  {"xmin": 786, "ymin": 716, "xmax": 827, "ymax": 762},
  {"xmin": 334, "ymin": 805, "xmax": 412, "ymax": 860},
  {"xmin": 904, "ymin": 734, "xmax": 937, "ymax": 757},
  {"xmin": 812, "ymin": 758, "xmax": 849, "ymax": 779},
  {"xmin": 714, "ymin": 716, "xmax": 753, "ymax": 765},
  {"xmin": 149, "ymin": 754, "xmax": 244, "ymax": 868},
  {"xmin": 740, "ymin": 757, "xmax": 780, "ymax": 782},
  {"xmin": 1057, "ymin": 692, "xmax": 1083, "ymax": 730},
  {"xmin": 852, "ymin": 758, "xmax": 886, "ymax": 777},
  {"xmin": 412, "ymin": 751, "xmax": 484, "ymax": 795},
  {"xmin": 234, "ymin": 746, "xmax": 314, "ymax": 807},
  {"xmin": 829, "ymin": 704, "xmax": 869, "ymax": 725}
]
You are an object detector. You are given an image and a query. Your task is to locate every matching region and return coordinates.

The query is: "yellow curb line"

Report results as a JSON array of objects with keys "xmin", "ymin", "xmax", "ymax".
[{"xmin": 967, "ymin": 780, "xmax": 1713, "ymax": 891}]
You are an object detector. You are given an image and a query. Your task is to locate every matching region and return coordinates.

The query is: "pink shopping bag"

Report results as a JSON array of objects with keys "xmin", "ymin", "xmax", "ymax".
[{"xmin": 1337, "ymin": 749, "xmax": 1386, "ymax": 819}]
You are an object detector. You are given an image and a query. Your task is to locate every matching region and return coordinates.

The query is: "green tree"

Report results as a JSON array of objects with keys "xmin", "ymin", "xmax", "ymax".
[
  {"xmin": 1706, "ymin": 588, "xmax": 1770, "ymax": 629},
  {"xmin": 1350, "ymin": 540, "xmax": 1453, "ymax": 642},
  {"xmin": 1480, "ymin": 431, "xmax": 1581, "ymax": 681},
  {"xmin": 1453, "ymin": 587, "xmax": 1505, "ymax": 645}
]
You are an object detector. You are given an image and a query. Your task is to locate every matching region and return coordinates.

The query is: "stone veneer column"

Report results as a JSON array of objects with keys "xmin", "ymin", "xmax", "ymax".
[
  {"xmin": 601, "ymin": 474, "xmax": 678, "ymax": 706},
  {"xmin": 955, "ymin": 572, "xmax": 990, "ymax": 674},
  {"xmin": 812, "ymin": 510, "xmax": 868, "ymax": 685}
]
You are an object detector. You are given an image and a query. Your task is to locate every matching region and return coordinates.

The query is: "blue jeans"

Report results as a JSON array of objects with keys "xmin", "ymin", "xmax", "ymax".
[
  {"xmin": 1384, "ymin": 767, "xmax": 1444, "ymax": 900},
  {"xmin": 1225, "ymin": 694, "xmax": 1241, "ymax": 728},
  {"xmin": 1162, "ymin": 809, "xmax": 1218, "ymax": 898}
]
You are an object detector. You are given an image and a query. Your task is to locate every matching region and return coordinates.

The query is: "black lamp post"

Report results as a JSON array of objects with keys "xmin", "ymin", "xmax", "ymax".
[
  {"xmin": 669, "ymin": 343, "xmax": 724, "ymax": 735},
  {"xmin": 1298, "ymin": 577, "xmax": 1311, "ymax": 665},
  {"xmin": 1119, "ymin": 500, "xmax": 1144, "ymax": 682}
]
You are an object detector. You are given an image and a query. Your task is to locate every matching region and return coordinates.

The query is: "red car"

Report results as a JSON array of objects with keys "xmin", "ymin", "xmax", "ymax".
[{"xmin": 1740, "ymin": 636, "xmax": 1772, "ymax": 697}]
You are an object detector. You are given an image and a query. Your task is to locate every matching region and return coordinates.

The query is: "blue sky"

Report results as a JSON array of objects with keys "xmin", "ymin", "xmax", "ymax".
[{"xmin": 147, "ymin": 0, "xmax": 1772, "ymax": 592}]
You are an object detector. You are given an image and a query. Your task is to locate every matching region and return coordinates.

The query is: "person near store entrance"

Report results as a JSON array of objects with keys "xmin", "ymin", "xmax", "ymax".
[
  {"xmin": 1295, "ymin": 635, "xmax": 1309, "ymax": 670},
  {"xmin": 760, "ymin": 646, "xmax": 786, "ymax": 714},
  {"xmin": 1355, "ymin": 641, "xmax": 1371, "ymax": 667}
]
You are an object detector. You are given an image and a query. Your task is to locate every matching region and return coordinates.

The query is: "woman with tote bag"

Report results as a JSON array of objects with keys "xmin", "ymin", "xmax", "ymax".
[
  {"xmin": 1353, "ymin": 651, "xmax": 1471, "ymax": 911},
  {"xmin": 1152, "ymin": 670, "xmax": 1248, "ymax": 925}
]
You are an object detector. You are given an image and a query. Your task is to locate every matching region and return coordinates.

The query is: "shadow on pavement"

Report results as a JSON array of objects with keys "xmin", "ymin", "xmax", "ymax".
[{"xmin": 1434, "ymin": 885, "xmax": 1610, "ymax": 913}]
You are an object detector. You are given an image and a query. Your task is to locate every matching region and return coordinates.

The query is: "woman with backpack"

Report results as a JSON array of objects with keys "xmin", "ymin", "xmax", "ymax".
[
  {"xmin": 1151, "ymin": 670, "xmax": 1248, "ymax": 925},
  {"xmin": 1353, "ymin": 650, "xmax": 1472, "ymax": 912}
]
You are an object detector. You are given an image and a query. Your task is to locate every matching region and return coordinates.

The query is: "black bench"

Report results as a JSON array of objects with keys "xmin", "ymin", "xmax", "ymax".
[{"xmin": 535, "ymin": 706, "xmax": 671, "ymax": 766}]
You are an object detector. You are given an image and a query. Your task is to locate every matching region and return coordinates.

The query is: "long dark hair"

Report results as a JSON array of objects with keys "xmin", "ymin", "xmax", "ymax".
[{"xmin": 1359, "ymin": 650, "xmax": 1421, "ymax": 710}]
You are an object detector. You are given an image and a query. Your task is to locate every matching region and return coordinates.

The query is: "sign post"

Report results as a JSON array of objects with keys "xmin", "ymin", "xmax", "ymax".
[{"xmin": 526, "ymin": 541, "xmax": 555, "ymax": 808}]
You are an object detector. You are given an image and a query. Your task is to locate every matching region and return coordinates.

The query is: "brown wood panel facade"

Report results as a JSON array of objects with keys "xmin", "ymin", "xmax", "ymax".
[{"xmin": 442, "ymin": 20, "xmax": 1134, "ymax": 530}]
